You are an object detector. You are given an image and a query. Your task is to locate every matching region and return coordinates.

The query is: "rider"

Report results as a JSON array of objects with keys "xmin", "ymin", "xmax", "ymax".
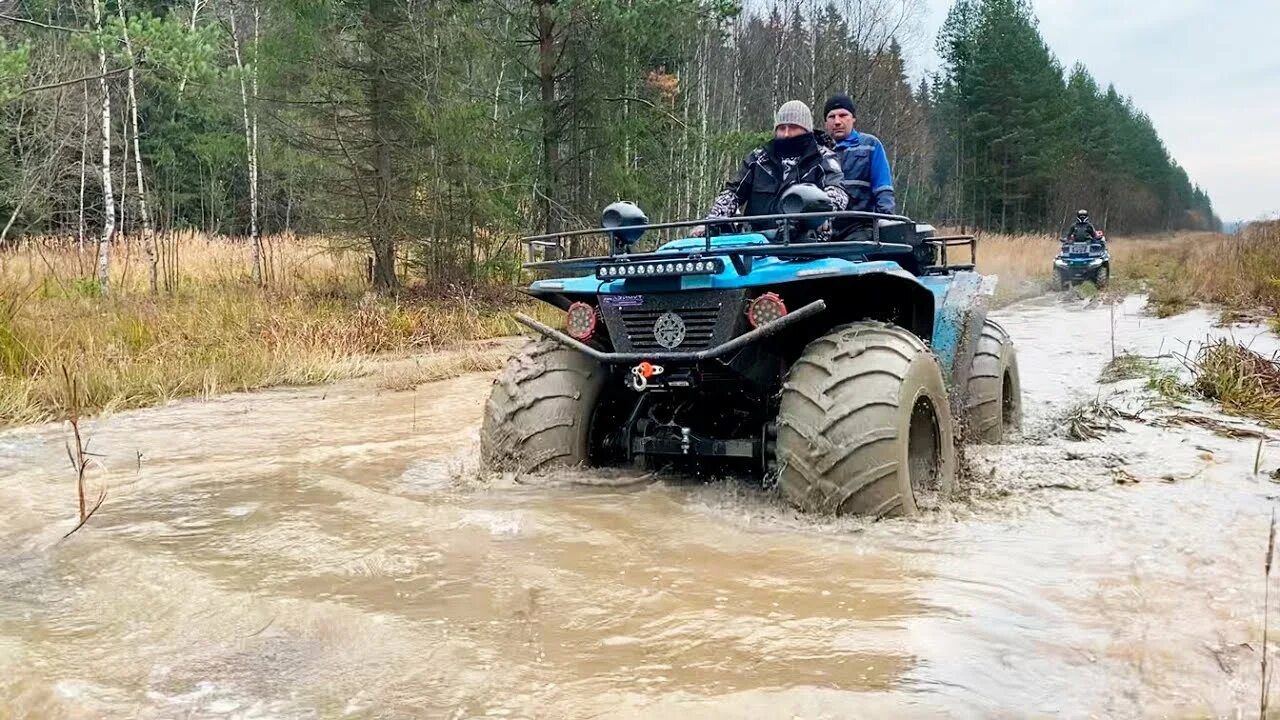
[
  {"xmin": 692, "ymin": 100, "xmax": 846, "ymax": 236},
  {"xmin": 1065, "ymin": 209, "xmax": 1100, "ymax": 243}
]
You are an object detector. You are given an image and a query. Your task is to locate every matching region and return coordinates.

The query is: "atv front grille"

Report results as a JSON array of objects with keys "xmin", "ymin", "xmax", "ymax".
[
  {"xmin": 596, "ymin": 290, "xmax": 747, "ymax": 354},
  {"xmin": 621, "ymin": 307, "xmax": 720, "ymax": 351}
]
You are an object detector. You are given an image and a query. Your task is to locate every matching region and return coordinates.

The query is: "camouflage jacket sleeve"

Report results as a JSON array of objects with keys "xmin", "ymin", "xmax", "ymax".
[
  {"xmin": 705, "ymin": 149, "xmax": 762, "ymax": 219},
  {"xmin": 819, "ymin": 149, "xmax": 849, "ymax": 211}
]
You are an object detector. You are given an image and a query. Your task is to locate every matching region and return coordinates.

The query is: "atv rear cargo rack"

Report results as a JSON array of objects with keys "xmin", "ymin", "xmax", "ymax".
[{"xmin": 924, "ymin": 235, "xmax": 978, "ymax": 274}]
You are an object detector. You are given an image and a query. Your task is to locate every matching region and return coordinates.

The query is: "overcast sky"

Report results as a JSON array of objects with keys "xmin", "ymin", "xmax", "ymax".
[{"xmin": 907, "ymin": 0, "xmax": 1280, "ymax": 222}]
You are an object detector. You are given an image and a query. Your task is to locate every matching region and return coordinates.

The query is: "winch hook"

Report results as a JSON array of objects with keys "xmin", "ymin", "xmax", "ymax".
[{"xmin": 629, "ymin": 361, "xmax": 664, "ymax": 392}]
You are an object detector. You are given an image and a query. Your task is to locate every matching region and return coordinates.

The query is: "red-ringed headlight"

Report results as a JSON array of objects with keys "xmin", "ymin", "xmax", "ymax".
[
  {"xmin": 747, "ymin": 292, "xmax": 787, "ymax": 328},
  {"xmin": 566, "ymin": 302, "xmax": 597, "ymax": 340}
]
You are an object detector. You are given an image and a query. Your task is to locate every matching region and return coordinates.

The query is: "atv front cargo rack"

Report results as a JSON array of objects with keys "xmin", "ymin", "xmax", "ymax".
[{"xmin": 520, "ymin": 210, "xmax": 976, "ymax": 275}]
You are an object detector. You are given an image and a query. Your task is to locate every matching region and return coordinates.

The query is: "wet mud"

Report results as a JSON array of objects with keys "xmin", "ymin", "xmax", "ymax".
[{"xmin": 2, "ymin": 295, "xmax": 1279, "ymax": 719}]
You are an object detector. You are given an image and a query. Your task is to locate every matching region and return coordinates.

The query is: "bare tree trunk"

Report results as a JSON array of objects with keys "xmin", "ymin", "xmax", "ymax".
[
  {"xmin": 117, "ymin": 2, "xmax": 157, "ymax": 292},
  {"xmin": 78, "ymin": 81, "xmax": 88, "ymax": 254},
  {"xmin": 93, "ymin": 0, "xmax": 115, "ymax": 295},
  {"xmin": 119, "ymin": 88, "xmax": 129, "ymax": 238},
  {"xmin": 230, "ymin": 0, "xmax": 262, "ymax": 285},
  {"xmin": 534, "ymin": 0, "xmax": 559, "ymax": 236},
  {"xmin": 367, "ymin": 0, "xmax": 397, "ymax": 291},
  {"xmin": 251, "ymin": 3, "xmax": 261, "ymax": 279}
]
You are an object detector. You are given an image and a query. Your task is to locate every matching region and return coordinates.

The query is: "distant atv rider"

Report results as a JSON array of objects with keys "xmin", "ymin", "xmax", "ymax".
[
  {"xmin": 692, "ymin": 100, "xmax": 847, "ymax": 237},
  {"xmin": 1064, "ymin": 209, "xmax": 1101, "ymax": 243}
]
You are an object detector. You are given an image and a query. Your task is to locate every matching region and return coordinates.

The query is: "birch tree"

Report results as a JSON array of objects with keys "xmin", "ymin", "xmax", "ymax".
[
  {"xmin": 116, "ymin": 3, "xmax": 157, "ymax": 291},
  {"xmin": 229, "ymin": 0, "xmax": 261, "ymax": 284},
  {"xmin": 92, "ymin": 0, "xmax": 116, "ymax": 294}
]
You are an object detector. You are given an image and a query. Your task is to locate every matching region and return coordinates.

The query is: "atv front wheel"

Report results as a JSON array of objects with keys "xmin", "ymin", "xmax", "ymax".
[
  {"xmin": 481, "ymin": 339, "xmax": 606, "ymax": 473},
  {"xmin": 964, "ymin": 319, "xmax": 1022, "ymax": 443},
  {"xmin": 1094, "ymin": 265, "xmax": 1110, "ymax": 288},
  {"xmin": 776, "ymin": 322, "xmax": 957, "ymax": 517}
]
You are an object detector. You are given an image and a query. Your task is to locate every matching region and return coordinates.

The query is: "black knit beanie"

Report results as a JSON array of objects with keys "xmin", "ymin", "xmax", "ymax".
[{"xmin": 823, "ymin": 94, "xmax": 856, "ymax": 117}]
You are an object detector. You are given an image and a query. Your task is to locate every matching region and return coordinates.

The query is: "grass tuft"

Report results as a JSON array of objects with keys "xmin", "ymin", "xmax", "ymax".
[
  {"xmin": 1099, "ymin": 352, "xmax": 1159, "ymax": 383},
  {"xmin": 1184, "ymin": 339, "xmax": 1280, "ymax": 426}
]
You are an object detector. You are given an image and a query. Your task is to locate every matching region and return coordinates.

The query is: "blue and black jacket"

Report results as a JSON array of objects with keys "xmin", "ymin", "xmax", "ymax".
[{"xmin": 831, "ymin": 131, "xmax": 895, "ymax": 216}]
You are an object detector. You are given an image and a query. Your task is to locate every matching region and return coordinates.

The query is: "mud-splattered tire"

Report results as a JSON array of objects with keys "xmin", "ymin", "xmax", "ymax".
[
  {"xmin": 480, "ymin": 339, "xmax": 605, "ymax": 473},
  {"xmin": 965, "ymin": 319, "xmax": 1022, "ymax": 444},
  {"xmin": 1094, "ymin": 266, "xmax": 1110, "ymax": 288},
  {"xmin": 776, "ymin": 322, "xmax": 957, "ymax": 517}
]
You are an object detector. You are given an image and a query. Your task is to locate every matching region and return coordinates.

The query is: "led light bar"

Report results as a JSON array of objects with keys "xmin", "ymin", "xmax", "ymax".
[{"xmin": 596, "ymin": 258, "xmax": 724, "ymax": 280}]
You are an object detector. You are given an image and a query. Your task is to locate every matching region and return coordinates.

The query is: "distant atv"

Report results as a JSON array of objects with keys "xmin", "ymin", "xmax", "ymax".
[
  {"xmin": 481, "ymin": 186, "xmax": 1022, "ymax": 518},
  {"xmin": 1054, "ymin": 232, "xmax": 1110, "ymax": 289}
]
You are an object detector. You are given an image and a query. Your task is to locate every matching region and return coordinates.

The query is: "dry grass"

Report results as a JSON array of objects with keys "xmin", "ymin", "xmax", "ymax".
[
  {"xmin": 969, "ymin": 231, "xmax": 1057, "ymax": 306},
  {"xmin": 0, "ymin": 233, "xmax": 557, "ymax": 427},
  {"xmin": 1118, "ymin": 225, "xmax": 1280, "ymax": 317}
]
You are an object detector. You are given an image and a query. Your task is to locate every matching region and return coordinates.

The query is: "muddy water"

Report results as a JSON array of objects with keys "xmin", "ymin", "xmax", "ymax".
[{"xmin": 3, "ymin": 296, "xmax": 1280, "ymax": 719}]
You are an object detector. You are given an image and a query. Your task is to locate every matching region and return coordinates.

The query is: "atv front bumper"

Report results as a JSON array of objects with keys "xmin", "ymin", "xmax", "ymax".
[
  {"xmin": 514, "ymin": 299, "xmax": 827, "ymax": 363},
  {"xmin": 1055, "ymin": 262, "xmax": 1104, "ymax": 281}
]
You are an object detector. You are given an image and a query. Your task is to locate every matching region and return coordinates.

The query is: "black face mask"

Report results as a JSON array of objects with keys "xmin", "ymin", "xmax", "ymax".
[{"xmin": 770, "ymin": 133, "xmax": 815, "ymax": 158}]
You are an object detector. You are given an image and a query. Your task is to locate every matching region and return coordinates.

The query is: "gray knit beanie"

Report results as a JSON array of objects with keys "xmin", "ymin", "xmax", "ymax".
[{"xmin": 773, "ymin": 100, "xmax": 814, "ymax": 133}]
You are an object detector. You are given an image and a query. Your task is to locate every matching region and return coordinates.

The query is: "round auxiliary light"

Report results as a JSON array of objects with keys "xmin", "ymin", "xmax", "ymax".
[
  {"xmin": 666, "ymin": 264, "xmax": 674, "ymax": 273},
  {"xmin": 676, "ymin": 263, "xmax": 686, "ymax": 272},
  {"xmin": 626, "ymin": 265, "xmax": 636, "ymax": 275},
  {"xmin": 747, "ymin": 292, "xmax": 788, "ymax": 328},
  {"xmin": 565, "ymin": 302, "xmax": 597, "ymax": 341}
]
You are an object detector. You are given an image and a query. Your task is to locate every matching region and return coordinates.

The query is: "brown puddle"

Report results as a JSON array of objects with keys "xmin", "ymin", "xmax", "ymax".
[{"xmin": 2, "ymin": 295, "xmax": 1279, "ymax": 719}]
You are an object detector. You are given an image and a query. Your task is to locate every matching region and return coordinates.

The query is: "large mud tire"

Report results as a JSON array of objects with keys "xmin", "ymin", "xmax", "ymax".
[
  {"xmin": 776, "ymin": 322, "xmax": 957, "ymax": 518},
  {"xmin": 480, "ymin": 339, "xmax": 605, "ymax": 474},
  {"xmin": 965, "ymin": 319, "xmax": 1022, "ymax": 444}
]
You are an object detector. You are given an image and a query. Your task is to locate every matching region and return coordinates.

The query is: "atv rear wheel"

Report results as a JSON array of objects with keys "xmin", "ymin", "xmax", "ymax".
[
  {"xmin": 964, "ymin": 319, "xmax": 1022, "ymax": 443},
  {"xmin": 481, "ymin": 339, "xmax": 606, "ymax": 474},
  {"xmin": 776, "ymin": 322, "xmax": 957, "ymax": 517}
]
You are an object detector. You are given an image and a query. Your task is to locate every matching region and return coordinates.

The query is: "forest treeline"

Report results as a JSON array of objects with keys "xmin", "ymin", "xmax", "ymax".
[{"xmin": 0, "ymin": 0, "xmax": 1218, "ymax": 291}]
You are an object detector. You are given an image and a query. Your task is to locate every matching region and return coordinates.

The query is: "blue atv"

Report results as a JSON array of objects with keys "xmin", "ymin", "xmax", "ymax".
[
  {"xmin": 1054, "ymin": 233, "xmax": 1110, "ymax": 289},
  {"xmin": 481, "ymin": 186, "xmax": 1022, "ymax": 517}
]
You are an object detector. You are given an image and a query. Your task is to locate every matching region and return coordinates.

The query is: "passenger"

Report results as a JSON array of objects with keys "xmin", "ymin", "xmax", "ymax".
[
  {"xmin": 822, "ymin": 94, "xmax": 896, "ymax": 215},
  {"xmin": 692, "ymin": 100, "xmax": 846, "ymax": 237}
]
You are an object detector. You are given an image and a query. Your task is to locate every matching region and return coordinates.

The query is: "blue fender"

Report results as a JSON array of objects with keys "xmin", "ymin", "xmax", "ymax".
[{"xmin": 919, "ymin": 270, "xmax": 997, "ymax": 408}]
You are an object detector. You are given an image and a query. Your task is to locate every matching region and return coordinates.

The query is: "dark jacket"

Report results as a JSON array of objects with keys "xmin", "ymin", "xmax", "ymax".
[
  {"xmin": 1066, "ymin": 220, "xmax": 1098, "ymax": 242},
  {"xmin": 705, "ymin": 135, "xmax": 847, "ymax": 230},
  {"xmin": 832, "ymin": 131, "xmax": 895, "ymax": 215}
]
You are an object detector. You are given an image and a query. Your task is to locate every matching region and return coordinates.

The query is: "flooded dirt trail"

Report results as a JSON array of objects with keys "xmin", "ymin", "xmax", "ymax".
[{"xmin": 3, "ymin": 295, "xmax": 1280, "ymax": 719}]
